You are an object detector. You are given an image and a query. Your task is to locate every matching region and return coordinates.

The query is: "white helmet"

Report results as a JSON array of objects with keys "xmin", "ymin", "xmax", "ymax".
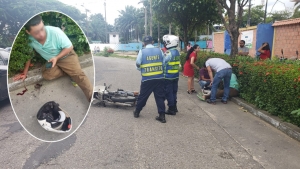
[
  {"xmin": 37, "ymin": 101, "xmax": 72, "ymax": 133},
  {"xmin": 163, "ymin": 35, "xmax": 179, "ymax": 49}
]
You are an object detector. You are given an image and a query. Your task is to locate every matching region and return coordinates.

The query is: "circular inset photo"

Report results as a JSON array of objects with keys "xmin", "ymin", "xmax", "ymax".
[{"xmin": 8, "ymin": 11, "xmax": 94, "ymax": 142}]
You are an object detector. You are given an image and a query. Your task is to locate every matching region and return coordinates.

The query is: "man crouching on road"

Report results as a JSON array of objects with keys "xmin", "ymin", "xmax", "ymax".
[
  {"xmin": 133, "ymin": 36, "xmax": 166, "ymax": 123},
  {"xmin": 14, "ymin": 15, "xmax": 93, "ymax": 102}
]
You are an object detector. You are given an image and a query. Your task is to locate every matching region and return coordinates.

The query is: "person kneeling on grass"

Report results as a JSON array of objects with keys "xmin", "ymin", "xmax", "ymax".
[{"xmin": 197, "ymin": 73, "xmax": 239, "ymax": 101}]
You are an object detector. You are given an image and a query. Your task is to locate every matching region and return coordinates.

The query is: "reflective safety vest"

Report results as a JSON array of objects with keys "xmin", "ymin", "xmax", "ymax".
[
  {"xmin": 165, "ymin": 48, "xmax": 180, "ymax": 79},
  {"xmin": 140, "ymin": 48, "xmax": 164, "ymax": 82}
]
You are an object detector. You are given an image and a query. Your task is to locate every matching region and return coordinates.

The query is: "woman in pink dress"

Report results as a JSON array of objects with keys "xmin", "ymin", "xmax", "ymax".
[{"xmin": 183, "ymin": 44, "xmax": 200, "ymax": 94}]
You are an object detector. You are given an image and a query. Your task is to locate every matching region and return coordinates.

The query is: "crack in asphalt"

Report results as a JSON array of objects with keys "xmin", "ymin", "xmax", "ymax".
[{"xmin": 22, "ymin": 134, "xmax": 77, "ymax": 169}]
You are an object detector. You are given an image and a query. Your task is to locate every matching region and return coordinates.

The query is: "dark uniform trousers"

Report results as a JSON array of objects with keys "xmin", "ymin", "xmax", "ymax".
[
  {"xmin": 165, "ymin": 78, "xmax": 179, "ymax": 107},
  {"xmin": 135, "ymin": 79, "xmax": 166, "ymax": 114}
]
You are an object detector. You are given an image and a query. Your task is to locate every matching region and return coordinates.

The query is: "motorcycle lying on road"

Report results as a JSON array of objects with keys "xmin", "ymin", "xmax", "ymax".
[{"xmin": 92, "ymin": 83, "xmax": 139, "ymax": 107}]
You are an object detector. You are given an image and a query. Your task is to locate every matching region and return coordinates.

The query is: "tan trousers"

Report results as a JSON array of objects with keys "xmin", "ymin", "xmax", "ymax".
[{"xmin": 42, "ymin": 50, "xmax": 93, "ymax": 102}]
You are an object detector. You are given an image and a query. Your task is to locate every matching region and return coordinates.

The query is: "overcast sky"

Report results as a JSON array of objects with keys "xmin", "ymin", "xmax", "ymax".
[{"xmin": 58, "ymin": 0, "xmax": 295, "ymax": 25}]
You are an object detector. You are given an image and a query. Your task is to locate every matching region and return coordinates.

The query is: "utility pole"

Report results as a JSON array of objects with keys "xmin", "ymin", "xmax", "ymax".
[
  {"xmin": 264, "ymin": 0, "xmax": 268, "ymax": 23},
  {"xmin": 207, "ymin": 22, "xmax": 210, "ymax": 36},
  {"xmin": 104, "ymin": 0, "xmax": 107, "ymax": 43},
  {"xmin": 247, "ymin": 0, "xmax": 251, "ymax": 26},
  {"xmin": 149, "ymin": 0, "xmax": 152, "ymax": 36},
  {"xmin": 138, "ymin": 1, "xmax": 148, "ymax": 36},
  {"xmin": 145, "ymin": 7, "xmax": 147, "ymax": 36},
  {"xmin": 169, "ymin": 23, "xmax": 171, "ymax": 34},
  {"xmin": 158, "ymin": 22, "xmax": 160, "ymax": 48}
]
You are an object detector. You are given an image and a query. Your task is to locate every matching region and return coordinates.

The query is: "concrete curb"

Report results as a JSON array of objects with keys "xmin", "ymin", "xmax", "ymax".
[
  {"xmin": 231, "ymin": 97, "xmax": 300, "ymax": 142},
  {"xmin": 8, "ymin": 57, "xmax": 93, "ymax": 92}
]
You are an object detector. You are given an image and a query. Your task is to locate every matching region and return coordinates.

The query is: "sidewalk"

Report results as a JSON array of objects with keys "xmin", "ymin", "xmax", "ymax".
[
  {"xmin": 8, "ymin": 54, "xmax": 93, "ymax": 91},
  {"xmin": 182, "ymin": 76, "xmax": 300, "ymax": 168},
  {"xmin": 190, "ymin": 74, "xmax": 300, "ymax": 143}
]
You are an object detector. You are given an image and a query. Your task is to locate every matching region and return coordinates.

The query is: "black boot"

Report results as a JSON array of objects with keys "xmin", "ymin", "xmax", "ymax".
[
  {"xmin": 174, "ymin": 104, "xmax": 178, "ymax": 113},
  {"xmin": 174, "ymin": 101, "xmax": 178, "ymax": 113},
  {"xmin": 133, "ymin": 109, "xmax": 140, "ymax": 118},
  {"xmin": 165, "ymin": 106, "xmax": 176, "ymax": 115},
  {"xmin": 156, "ymin": 113, "xmax": 166, "ymax": 123}
]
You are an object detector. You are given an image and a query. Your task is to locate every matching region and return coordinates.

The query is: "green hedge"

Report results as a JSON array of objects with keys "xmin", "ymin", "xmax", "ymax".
[
  {"xmin": 180, "ymin": 51, "xmax": 300, "ymax": 126},
  {"xmin": 9, "ymin": 12, "xmax": 90, "ymax": 75}
]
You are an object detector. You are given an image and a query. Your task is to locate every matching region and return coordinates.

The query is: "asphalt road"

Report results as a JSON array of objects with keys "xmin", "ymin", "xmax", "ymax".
[
  {"xmin": 1, "ymin": 56, "xmax": 300, "ymax": 168},
  {"xmin": 8, "ymin": 65, "xmax": 94, "ymax": 142}
]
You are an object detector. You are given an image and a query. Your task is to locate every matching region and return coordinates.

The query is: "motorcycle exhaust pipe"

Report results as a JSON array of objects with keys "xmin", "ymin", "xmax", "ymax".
[{"xmin": 107, "ymin": 102, "xmax": 134, "ymax": 107}]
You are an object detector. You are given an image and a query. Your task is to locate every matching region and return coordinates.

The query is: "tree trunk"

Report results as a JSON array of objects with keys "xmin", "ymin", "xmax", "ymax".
[
  {"xmin": 183, "ymin": 26, "xmax": 188, "ymax": 52},
  {"xmin": 230, "ymin": 29, "xmax": 239, "ymax": 57},
  {"xmin": 194, "ymin": 30, "xmax": 197, "ymax": 44},
  {"xmin": 227, "ymin": 8, "xmax": 239, "ymax": 57},
  {"xmin": 169, "ymin": 23, "xmax": 172, "ymax": 34}
]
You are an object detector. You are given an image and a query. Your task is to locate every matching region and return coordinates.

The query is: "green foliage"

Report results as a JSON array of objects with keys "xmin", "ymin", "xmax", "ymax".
[
  {"xmin": 115, "ymin": 6, "xmax": 144, "ymax": 43},
  {"xmin": 103, "ymin": 47, "xmax": 114, "ymax": 57},
  {"xmin": 180, "ymin": 51, "xmax": 300, "ymax": 126},
  {"xmin": 241, "ymin": 5, "xmax": 292, "ymax": 27},
  {"xmin": 267, "ymin": 10, "xmax": 292, "ymax": 23},
  {"xmin": 9, "ymin": 12, "xmax": 90, "ymax": 75},
  {"xmin": 9, "ymin": 28, "xmax": 34, "ymax": 74},
  {"xmin": 293, "ymin": 1, "xmax": 300, "ymax": 18},
  {"xmin": 41, "ymin": 12, "xmax": 90, "ymax": 56},
  {"xmin": 153, "ymin": 0, "xmax": 220, "ymax": 49},
  {"xmin": 0, "ymin": 0, "xmax": 86, "ymax": 47},
  {"xmin": 242, "ymin": 5, "xmax": 265, "ymax": 26},
  {"xmin": 86, "ymin": 13, "xmax": 114, "ymax": 43},
  {"xmin": 291, "ymin": 109, "xmax": 300, "ymax": 124}
]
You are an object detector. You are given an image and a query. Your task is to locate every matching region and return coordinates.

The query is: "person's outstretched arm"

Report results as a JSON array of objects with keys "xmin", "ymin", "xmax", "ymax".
[{"xmin": 13, "ymin": 59, "xmax": 31, "ymax": 81}]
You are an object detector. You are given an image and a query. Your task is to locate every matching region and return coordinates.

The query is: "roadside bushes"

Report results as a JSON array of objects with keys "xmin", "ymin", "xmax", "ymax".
[
  {"xmin": 180, "ymin": 51, "xmax": 300, "ymax": 126},
  {"xmin": 9, "ymin": 12, "xmax": 90, "ymax": 75},
  {"xmin": 236, "ymin": 60, "xmax": 300, "ymax": 126},
  {"xmin": 103, "ymin": 47, "xmax": 114, "ymax": 57}
]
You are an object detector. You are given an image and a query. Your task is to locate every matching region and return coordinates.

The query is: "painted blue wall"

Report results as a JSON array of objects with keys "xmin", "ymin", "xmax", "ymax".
[
  {"xmin": 117, "ymin": 43, "xmax": 143, "ymax": 51},
  {"xmin": 255, "ymin": 23, "xmax": 274, "ymax": 57},
  {"xmin": 181, "ymin": 41, "xmax": 212, "ymax": 49},
  {"xmin": 224, "ymin": 31, "xmax": 231, "ymax": 55}
]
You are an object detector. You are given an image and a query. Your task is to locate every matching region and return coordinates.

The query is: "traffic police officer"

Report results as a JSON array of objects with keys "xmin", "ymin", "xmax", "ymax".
[
  {"xmin": 134, "ymin": 36, "xmax": 167, "ymax": 123},
  {"xmin": 162, "ymin": 35, "xmax": 180, "ymax": 115}
]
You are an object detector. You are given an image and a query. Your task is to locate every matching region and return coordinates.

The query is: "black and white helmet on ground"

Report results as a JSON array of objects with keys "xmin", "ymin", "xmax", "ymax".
[
  {"xmin": 37, "ymin": 101, "xmax": 72, "ymax": 133},
  {"xmin": 163, "ymin": 35, "xmax": 179, "ymax": 49}
]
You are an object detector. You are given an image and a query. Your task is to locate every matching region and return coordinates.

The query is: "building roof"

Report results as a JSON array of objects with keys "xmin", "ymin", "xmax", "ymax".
[{"xmin": 272, "ymin": 18, "xmax": 300, "ymax": 27}]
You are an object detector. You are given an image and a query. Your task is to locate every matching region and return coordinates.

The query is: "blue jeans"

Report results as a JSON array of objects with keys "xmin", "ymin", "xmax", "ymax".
[
  {"xmin": 210, "ymin": 69, "xmax": 232, "ymax": 102},
  {"xmin": 199, "ymin": 80, "xmax": 211, "ymax": 89}
]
